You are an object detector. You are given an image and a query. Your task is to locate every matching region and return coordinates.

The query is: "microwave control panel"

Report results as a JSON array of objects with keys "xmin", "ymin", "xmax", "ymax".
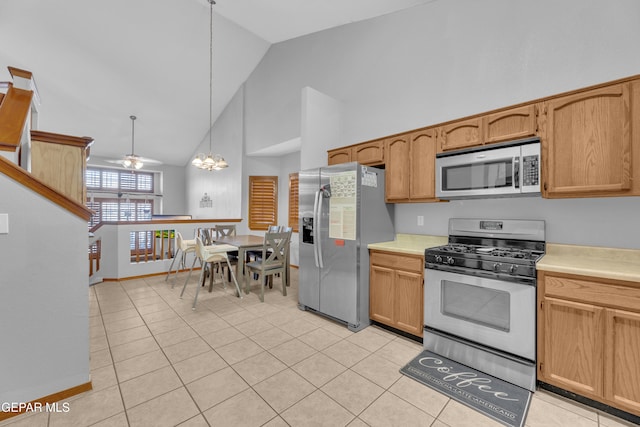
[{"xmin": 522, "ymin": 155, "xmax": 539, "ymax": 186}]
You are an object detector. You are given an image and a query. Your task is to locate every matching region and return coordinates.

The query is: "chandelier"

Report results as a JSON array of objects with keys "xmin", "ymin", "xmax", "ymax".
[
  {"xmin": 192, "ymin": 0, "xmax": 228, "ymax": 171},
  {"xmin": 123, "ymin": 115, "xmax": 143, "ymax": 170}
]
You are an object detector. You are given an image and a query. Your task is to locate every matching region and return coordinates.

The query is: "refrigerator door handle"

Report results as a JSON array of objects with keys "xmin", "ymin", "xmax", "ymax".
[
  {"xmin": 317, "ymin": 189, "xmax": 324, "ymax": 269},
  {"xmin": 313, "ymin": 190, "xmax": 321, "ymax": 268}
]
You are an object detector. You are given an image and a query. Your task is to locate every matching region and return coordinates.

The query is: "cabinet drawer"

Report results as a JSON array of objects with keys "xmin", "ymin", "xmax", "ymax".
[
  {"xmin": 545, "ymin": 275, "xmax": 640, "ymax": 312},
  {"xmin": 370, "ymin": 251, "xmax": 423, "ymax": 273}
]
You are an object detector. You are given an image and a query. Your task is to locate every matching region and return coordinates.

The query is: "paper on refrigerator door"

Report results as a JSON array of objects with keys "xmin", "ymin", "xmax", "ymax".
[{"xmin": 329, "ymin": 171, "xmax": 357, "ymax": 240}]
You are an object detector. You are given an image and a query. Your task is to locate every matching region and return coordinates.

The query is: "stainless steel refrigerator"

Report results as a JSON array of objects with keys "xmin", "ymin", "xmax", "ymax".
[{"xmin": 298, "ymin": 162, "xmax": 394, "ymax": 331}]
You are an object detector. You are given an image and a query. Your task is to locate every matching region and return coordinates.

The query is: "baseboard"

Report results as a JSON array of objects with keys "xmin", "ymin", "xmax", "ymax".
[
  {"xmin": 370, "ymin": 320, "xmax": 423, "ymax": 344},
  {"xmin": 537, "ymin": 381, "xmax": 640, "ymax": 425},
  {"xmin": 0, "ymin": 381, "xmax": 92, "ymax": 421}
]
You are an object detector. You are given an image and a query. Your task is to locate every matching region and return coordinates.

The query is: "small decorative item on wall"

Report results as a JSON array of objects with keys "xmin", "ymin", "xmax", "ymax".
[{"xmin": 200, "ymin": 193, "xmax": 213, "ymax": 208}]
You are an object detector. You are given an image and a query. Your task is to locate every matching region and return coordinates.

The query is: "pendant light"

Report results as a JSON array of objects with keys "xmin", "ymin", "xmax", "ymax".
[
  {"xmin": 192, "ymin": 0, "xmax": 228, "ymax": 171},
  {"xmin": 123, "ymin": 115, "xmax": 144, "ymax": 170}
]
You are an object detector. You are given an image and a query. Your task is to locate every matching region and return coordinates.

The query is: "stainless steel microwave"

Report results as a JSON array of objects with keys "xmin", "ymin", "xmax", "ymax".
[{"xmin": 435, "ymin": 137, "xmax": 541, "ymax": 199}]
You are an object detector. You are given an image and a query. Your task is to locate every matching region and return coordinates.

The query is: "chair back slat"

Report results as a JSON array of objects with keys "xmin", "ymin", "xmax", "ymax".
[
  {"xmin": 216, "ymin": 225, "xmax": 236, "ymax": 238},
  {"xmin": 262, "ymin": 231, "xmax": 291, "ymax": 269}
]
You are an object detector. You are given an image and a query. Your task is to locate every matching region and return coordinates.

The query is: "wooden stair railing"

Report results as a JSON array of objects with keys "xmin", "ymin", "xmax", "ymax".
[
  {"xmin": 0, "ymin": 155, "xmax": 93, "ymax": 221},
  {"xmin": 0, "ymin": 83, "xmax": 32, "ymax": 152}
]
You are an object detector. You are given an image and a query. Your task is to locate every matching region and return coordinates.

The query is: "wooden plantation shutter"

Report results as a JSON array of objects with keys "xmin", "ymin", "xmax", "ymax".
[
  {"xmin": 288, "ymin": 173, "xmax": 299, "ymax": 232},
  {"xmin": 249, "ymin": 176, "xmax": 278, "ymax": 230}
]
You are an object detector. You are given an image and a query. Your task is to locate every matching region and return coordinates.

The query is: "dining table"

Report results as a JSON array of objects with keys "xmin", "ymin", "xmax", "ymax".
[
  {"xmin": 213, "ymin": 234, "xmax": 291, "ymax": 294},
  {"xmin": 212, "ymin": 234, "xmax": 264, "ymax": 294}
]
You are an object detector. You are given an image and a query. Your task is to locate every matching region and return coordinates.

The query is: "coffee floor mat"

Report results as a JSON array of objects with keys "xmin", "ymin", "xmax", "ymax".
[{"xmin": 400, "ymin": 350, "xmax": 532, "ymax": 427}]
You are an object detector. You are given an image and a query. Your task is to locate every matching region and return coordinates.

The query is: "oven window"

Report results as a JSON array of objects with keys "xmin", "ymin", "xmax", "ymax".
[
  {"xmin": 441, "ymin": 280, "xmax": 510, "ymax": 331},
  {"xmin": 442, "ymin": 159, "xmax": 513, "ymax": 191}
]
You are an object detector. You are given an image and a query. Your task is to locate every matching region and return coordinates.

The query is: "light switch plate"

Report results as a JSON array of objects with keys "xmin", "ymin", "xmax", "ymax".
[
  {"xmin": 0, "ymin": 214, "xmax": 8, "ymax": 234},
  {"xmin": 417, "ymin": 215, "xmax": 424, "ymax": 226}
]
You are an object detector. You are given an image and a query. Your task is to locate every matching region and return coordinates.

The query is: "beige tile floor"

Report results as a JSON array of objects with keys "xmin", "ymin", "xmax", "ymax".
[{"xmin": 2, "ymin": 268, "xmax": 638, "ymax": 427}]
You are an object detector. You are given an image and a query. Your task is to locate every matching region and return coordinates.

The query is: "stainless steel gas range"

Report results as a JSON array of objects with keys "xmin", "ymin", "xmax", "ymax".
[{"xmin": 423, "ymin": 218, "xmax": 545, "ymax": 391}]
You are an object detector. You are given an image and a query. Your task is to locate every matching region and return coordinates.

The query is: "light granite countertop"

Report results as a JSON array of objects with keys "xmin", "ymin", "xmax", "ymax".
[
  {"xmin": 367, "ymin": 233, "xmax": 448, "ymax": 256},
  {"xmin": 537, "ymin": 243, "xmax": 640, "ymax": 283}
]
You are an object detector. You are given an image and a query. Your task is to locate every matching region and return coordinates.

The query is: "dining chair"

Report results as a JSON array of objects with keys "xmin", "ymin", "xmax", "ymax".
[
  {"xmin": 244, "ymin": 231, "xmax": 291, "ymax": 302},
  {"xmin": 180, "ymin": 237, "xmax": 242, "ymax": 309},
  {"xmin": 215, "ymin": 224, "xmax": 239, "ymax": 279},
  {"xmin": 165, "ymin": 231, "xmax": 197, "ymax": 287}
]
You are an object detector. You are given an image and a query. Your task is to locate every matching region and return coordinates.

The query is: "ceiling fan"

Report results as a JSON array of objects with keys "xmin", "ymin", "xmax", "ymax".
[{"xmin": 106, "ymin": 115, "xmax": 162, "ymax": 169}]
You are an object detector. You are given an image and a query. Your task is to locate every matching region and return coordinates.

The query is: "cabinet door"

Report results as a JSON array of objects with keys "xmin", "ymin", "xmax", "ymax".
[
  {"xmin": 542, "ymin": 297, "xmax": 604, "ymax": 400},
  {"xmin": 385, "ymin": 134, "xmax": 410, "ymax": 201},
  {"xmin": 484, "ymin": 104, "xmax": 537, "ymax": 144},
  {"xmin": 394, "ymin": 270, "xmax": 423, "ymax": 337},
  {"xmin": 410, "ymin": 128, "xmax": 437, "ymax": 200},
  {"xmin": 438, "ymin": 117, "xmax": 483, "ymax": 152},
  {"xmin": 604, "ymin": 308, "xmax": 640, "ymax": 416},
  {"xmin": 369, "ymin": 265, "xmax": 395, "ymax": 325},
  {"xmin": 353, "ymin": 140, "xmax": 384, "ymax": 166},
  {"xmin": 327, "ymin": 148, "xmax": 352, "ymax": 165},
  {"xmin": 544, "ymin": 83, "xmax": 631, "ymax": 197}
]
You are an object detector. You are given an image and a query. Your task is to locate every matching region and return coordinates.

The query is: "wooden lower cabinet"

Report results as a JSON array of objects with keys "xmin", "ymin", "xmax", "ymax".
[
  {"xmin": 538, "ymin": 271, "xmax": 640, "ymax": 416},
  {"xmin": 369, "ymin": 250, "xmax": 423, "ymax": 337}
]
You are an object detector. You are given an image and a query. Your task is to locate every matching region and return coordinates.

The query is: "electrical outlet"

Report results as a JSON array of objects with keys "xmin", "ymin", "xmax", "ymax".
[{"xmin": 417, "ymin": 215, "xmax": 424, "ymax": 226}]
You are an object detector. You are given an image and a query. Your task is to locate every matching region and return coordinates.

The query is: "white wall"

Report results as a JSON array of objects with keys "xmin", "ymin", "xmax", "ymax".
[
  {"xmin": 300, "ymin": 87, "xmax": 342, "ymax": 170},
  {"xmin": 186, "ymin": 86, "xmax": 243, "ymax": 219},
  {"xmin": 238, "ymin": 0, "xmax": 640, "ymax": 250},
  {"xmin": 0, "ymin": 174, "xmax": 89, "ymax": 403}
]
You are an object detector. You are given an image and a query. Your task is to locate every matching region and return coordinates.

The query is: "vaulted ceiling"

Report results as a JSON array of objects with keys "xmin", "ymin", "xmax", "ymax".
[{"xmin": 0, "ymin": 0, "xmax": 435, "ymax": 166}]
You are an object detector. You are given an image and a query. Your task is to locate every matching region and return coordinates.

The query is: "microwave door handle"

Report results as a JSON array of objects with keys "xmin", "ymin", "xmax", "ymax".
[{"xmin": 514, "ymin": 157, "xmax": 520, "ymax": 189}]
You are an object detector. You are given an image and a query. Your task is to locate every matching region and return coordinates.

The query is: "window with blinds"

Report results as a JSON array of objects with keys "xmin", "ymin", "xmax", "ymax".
[
  {"xmin": 248, "ymin": 176, "xmax": 278, "ymax": 230},
  {"xmin": 288, "ymin": 173, "xmax": 299, "ymax": 232},
  {"xmin": 86, "ymin": 167, "xmax": 155, "ymax": 228}
]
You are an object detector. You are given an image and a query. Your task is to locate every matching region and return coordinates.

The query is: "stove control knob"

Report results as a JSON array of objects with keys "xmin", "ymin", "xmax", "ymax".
[
  {"xmin": 510, "ymin": 264, "xmax": 517, "ymax": 274},
  {"xmin": 446, "ymin": 256, "xmax": 454, "ymax": 265},
  {"xmin": 493, "ymin": 262, "xmax": 502, "ymax": 272},
  {"xmin": 435, "ymin": 255, "xmax": 442, "ymax": 263}
]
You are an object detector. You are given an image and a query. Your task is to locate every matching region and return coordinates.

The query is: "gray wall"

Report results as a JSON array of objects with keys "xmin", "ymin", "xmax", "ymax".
[
  {"xmin": 238, "ymin": 0, "xmax": 640, "ymax": 250},
  {"xmin": 0, "ymin": 174, "xmax": 89, "ymax": 403}
]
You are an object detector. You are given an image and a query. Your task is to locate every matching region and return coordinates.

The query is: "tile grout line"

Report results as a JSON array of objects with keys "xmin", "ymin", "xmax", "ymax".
[{"xmin": 91, "ymin": 281, "xmax": 132, "ymax": 427}]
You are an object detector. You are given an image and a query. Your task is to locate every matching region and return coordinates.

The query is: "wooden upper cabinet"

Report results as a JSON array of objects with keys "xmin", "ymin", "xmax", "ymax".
[
  {"xmin": 384, "ymin": 128, "xmax": 439, "ymax": 203},
  {"xmin": 437, "ymin": 117, "xmax": 483, "ymax": 152},
  {"xmin": 385, "ymin": 134, "xmax": 410, "ymax": 201},
  {"xmin": 353, "ymin": 139, "xmax": 384, "ymax": 166},
  {"xmin": 484, "ymin": 104, "xmax": 537, "ymax": 144},
  {"xmin": 327, "ymin": 147, "xmax": 352, "ymax": 165},
  {"xmin": 410, "ymin": 128, "xmax": 437, "ymax": 200},
  {"xmin": 543, "ymin": 83, "xmax": 632, "ymax": 197}
]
